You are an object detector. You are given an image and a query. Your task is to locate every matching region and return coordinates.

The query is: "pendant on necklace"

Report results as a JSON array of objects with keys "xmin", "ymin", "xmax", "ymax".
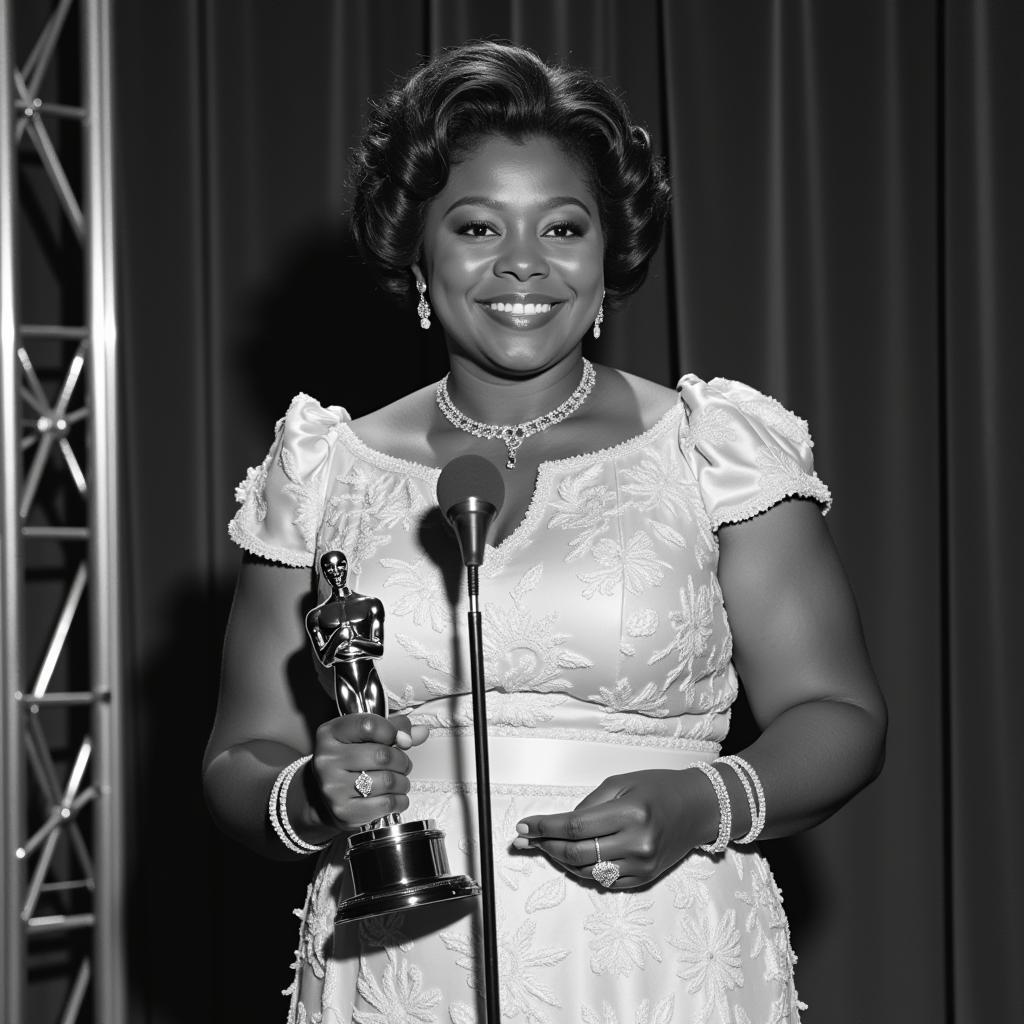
[{"xmin": 503, "ymin": 428, "xmax": 525, "ymax": 470}]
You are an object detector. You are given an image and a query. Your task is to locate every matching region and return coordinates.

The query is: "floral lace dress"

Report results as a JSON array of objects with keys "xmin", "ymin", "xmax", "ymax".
[{"xmin": 228, "ymin": 375, "xmax": 832, "ymax": 1024}]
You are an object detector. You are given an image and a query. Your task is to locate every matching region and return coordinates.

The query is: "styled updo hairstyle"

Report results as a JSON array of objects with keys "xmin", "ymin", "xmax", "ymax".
[{"xmin": 350, "ymin": 41, "xmax": 671, "ymax": 308}]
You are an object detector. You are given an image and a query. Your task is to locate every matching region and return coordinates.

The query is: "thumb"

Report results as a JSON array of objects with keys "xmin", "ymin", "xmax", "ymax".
[{"xmin": 388, "ymin": 713, "xmax": 430, "ymax": 749}]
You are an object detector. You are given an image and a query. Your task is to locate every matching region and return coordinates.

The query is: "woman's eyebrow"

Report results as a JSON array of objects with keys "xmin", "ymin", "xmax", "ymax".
[{"xmin": 442, "ymin": 195, "xmax": 592, "ymax": 218}]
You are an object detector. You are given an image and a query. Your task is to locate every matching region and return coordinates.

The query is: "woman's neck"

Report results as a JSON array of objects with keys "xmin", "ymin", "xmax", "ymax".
[{"xmin": 443, "ymin": 350, "xmax": 589, "ymax": 425}]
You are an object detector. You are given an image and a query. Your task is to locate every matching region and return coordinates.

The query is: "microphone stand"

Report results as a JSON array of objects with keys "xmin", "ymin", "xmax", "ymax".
[{"xmin": 465, "ymin": 562, "xmax": 501, "ymax": 1024}]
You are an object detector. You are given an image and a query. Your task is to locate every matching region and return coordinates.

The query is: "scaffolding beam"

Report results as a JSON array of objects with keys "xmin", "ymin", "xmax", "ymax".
[{"xmin": 1, "ymin": 1, "xmax": 125, "ymax": 1020}]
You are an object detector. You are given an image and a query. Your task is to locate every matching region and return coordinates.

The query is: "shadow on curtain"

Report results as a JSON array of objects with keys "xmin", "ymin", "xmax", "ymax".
[{"xmin": 112, "ymin": 2, "xmax": 1022, "ymax": 1021}]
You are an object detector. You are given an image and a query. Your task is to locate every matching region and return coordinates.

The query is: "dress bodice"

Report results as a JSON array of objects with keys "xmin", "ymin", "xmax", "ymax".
[{"xmin": 229, "ymin": 375, "xmax": 831, "ymax": 752}]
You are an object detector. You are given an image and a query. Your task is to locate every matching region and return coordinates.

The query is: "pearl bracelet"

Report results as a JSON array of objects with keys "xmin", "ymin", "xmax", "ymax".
[
  {"xmin": 716, "ymin": 755, "xmax": 766, "ymax": 843},
  {"xmin": 691, "ymin": 761, "xmax": 732, "ymax": 854},
  {"xmin": 269, "ymin": 755, "xmax": 329, "ymax": 855}
]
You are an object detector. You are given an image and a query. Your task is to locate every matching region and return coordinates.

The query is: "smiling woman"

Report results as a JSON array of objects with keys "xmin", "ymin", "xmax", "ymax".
[
  {"xmin": 204, "ymin": 40, "xmax": 886, "ymax": 1024},
  {"xmin": 415, "ymin": 134, "xmax": 605, "ymax": 383}
]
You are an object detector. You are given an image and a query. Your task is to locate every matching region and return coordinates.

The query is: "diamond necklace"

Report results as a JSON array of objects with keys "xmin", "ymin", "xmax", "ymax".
[{"xmin": 435, "ymin": 359, "xmax": 597, "ymax": 470}]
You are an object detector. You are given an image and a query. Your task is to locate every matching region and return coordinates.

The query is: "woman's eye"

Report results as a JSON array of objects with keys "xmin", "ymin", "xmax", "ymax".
[
  {"xmin": 544, "ymin": 220, "xmax": 584, "ymax": 239},
  {"xmin": 456, "ymin": 221, "xmax": 498, "ymax": 238}
]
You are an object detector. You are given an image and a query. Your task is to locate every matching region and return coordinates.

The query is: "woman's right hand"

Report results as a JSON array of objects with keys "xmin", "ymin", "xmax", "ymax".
[{"xmin": 301, "ymin": 713, "xmax": 429, "ymax": 833}]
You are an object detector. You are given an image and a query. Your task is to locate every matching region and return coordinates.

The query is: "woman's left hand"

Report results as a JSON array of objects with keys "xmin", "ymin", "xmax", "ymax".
[{"xmin": 514, "ymin": 768, "xmax": 718, "ymax": 889}]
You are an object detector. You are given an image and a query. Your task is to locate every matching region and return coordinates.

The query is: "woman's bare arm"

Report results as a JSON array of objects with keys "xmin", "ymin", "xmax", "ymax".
[
  {"xmin": 518, "ymin": 497, "xmax": 887, "ymax": 884},
  {"xmin": 715, "ymin": 497, "xmax": 887, "ymax": 839},
  {"xmin": 203, "ymin": 555, "xmax": 421, "ymax": 860}
]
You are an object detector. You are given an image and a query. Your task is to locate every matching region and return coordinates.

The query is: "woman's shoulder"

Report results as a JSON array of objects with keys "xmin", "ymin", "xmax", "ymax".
[
  {"xmin": 675, "ymin": 373, "xmax": 816, "ymax": 450},
  {"xmin": 591, "ymin": 366, "xmax": 679, "ymax": 434},
  {"xmin": 228, "ymin": 392, "xmax": 352, "ymax": 568},
  {"xmin": 345, "ymin": 384, "xmax": 439, "ymax": 464},
  {"xmin": 608, "ymin": 367, "xmax": 680, "ymax": 416},
  {"xmin": 672, "ymin": 372, "xmax": 833, "ymax": 530}
]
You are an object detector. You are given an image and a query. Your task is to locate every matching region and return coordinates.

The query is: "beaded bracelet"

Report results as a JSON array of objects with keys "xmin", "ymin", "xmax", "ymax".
[
  {"xmin": 717, "ymin": 754, "xmax": 766, "ymax": 843},
  {"xmin": 690, "ymin": 761, "xmax": 732, "ymax": 854},
  {"xmin": 269, "ymin": 756, "xmax": 329, "ymax": 855},
  {"xmin": 715, "ymin": 755, "xmax": 765, "ymax": 844}
]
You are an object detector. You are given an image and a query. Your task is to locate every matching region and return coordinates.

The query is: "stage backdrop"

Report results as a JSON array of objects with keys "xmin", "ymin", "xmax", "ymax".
[{"xmin": 111, "ymin": 2, "xmax": 1022, "ymax": 1022}]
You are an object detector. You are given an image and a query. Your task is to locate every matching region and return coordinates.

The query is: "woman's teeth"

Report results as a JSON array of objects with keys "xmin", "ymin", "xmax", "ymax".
[{"xmin": 488, "ymin": 302, "xmax": 552, "ymax": 314}]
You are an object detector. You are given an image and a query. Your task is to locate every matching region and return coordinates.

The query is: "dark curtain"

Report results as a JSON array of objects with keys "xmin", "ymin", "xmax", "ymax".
[{"xmin": 111, "ymin": 2, "xmax": 1022, "ymax": 1021}]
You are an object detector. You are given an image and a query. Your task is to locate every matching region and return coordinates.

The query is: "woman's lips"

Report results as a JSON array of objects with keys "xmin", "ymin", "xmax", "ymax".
[{"xmin": 477, "ymin": 301, "xmax": 564, "ymax": 330}]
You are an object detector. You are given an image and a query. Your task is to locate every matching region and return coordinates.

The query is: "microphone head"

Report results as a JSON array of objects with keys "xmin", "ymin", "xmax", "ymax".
[
  {"xmin": 437, "ymin": 455, "xmax": 505, "ymax": 519},
  {"xmin": 437, "ymin": 455, "xmax": 506, "ymax": 567}
]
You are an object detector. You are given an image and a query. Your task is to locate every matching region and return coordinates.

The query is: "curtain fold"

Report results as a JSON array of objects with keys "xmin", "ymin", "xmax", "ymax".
[
  {"xmin": 110, "ymin": 2, "xmax": 1020, "ymax": 1020},
  {"xmin": 945, "ymin": 2, "xmax": 1024, "ymax": 1019}
]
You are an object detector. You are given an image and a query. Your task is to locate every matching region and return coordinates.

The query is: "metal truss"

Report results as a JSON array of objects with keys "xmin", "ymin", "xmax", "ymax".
[{"xmin": 1, "ymin": 1, "xmax": 124, "ymax": 1021}]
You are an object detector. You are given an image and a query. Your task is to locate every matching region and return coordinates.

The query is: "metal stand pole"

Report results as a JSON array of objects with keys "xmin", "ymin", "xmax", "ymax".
[
  {"xmin": 466, "ymin": 564, "xmax": 501, "ymax": 1024},
  {"xmin": 0, "ymin": 2, "xmax": 27, "ymax": 1018}
]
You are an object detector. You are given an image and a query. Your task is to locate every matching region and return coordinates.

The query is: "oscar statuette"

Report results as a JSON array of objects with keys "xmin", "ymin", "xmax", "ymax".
[{"xmin": 305, "ymin": 551, "xmax": 479, "ymax": 923}]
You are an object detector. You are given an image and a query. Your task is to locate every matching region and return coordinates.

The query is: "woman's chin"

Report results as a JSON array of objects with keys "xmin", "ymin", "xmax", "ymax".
[{"xmin": 452, "ymin": 334, "xmax": 584, "ymax": 379}]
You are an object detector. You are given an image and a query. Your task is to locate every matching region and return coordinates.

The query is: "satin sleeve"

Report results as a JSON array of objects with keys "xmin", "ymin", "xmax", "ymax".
[
  {"xmin": 227, "ymin": 392, "xmax": 350, "ymax": 567},
  {"xmin": 676, "ymin": 374, "xmax": 832, "ymax": 531}
]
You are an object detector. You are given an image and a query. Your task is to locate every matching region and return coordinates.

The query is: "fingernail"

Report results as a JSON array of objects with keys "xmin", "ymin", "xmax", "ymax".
[
  {"xmin": 515, "ymin": 822, "xmax": 529, "ymax": 835},
  {"xmin": 512, "ymin": 836, "xmax": 531, "ymax": 850},
  {"xmin": 396, "ymin": 730, "xmax": 411, "ymax": 746}
]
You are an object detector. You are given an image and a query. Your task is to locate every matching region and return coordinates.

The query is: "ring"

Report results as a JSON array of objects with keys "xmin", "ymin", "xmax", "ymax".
[
  {"xmin": 354, "ymin": 770, "xmax": 373, "ymax": 798},
  {"xmin": 590, "ymin": 837, "xmax": 620, "ymax": 888}
]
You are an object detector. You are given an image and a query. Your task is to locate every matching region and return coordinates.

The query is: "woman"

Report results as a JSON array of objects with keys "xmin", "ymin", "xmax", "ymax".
[{"xmin": 204, "ymin": 41, "xmax": 886, "ymax": 1023}]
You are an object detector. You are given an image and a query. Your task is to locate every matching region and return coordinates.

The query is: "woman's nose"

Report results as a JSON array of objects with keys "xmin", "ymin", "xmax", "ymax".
[{"xmin": 494, "ymin": 234, "xmax": 549, "ymax": 281}]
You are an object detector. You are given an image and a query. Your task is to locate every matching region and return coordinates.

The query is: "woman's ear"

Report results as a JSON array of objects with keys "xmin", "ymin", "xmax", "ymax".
[{"xmin": 411, "ymin": 263, "xmax": 426, "ymax": 288}]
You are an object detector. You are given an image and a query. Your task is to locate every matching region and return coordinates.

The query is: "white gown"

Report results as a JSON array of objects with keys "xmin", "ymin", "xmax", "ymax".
[{"xmin": 228, "ymin": 375, "xmax": 832, "ymax": 1024}]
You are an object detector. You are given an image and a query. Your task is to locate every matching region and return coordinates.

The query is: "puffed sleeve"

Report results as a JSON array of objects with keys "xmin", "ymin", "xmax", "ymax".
[
  {"xmin": 676, "ymin": 374, "xmax": 832, "ymax": 531},
  {"xmin": 227, "ymin": 393, "xmax": 350, "ymax": 567}
]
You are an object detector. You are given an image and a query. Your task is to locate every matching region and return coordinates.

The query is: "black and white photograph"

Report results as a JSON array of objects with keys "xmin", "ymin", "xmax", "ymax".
[{"xmin": 1, "ymin": 2, "xmax": 1020, "ymax": 1022}]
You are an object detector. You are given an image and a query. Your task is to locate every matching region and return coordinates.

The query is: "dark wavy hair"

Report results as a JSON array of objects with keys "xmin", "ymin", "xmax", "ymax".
[{"xmin": 350, "ymin": 41, "xmax": 671, "ymax": 308}]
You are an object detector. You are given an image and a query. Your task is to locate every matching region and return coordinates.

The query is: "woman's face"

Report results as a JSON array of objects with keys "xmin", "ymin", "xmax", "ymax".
[{"xmin": 416, "ymin": 134, "xmax": 605, "ymax": 378}]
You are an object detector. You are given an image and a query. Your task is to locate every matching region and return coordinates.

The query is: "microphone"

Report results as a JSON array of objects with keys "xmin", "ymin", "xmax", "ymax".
[{"xmin": 437, "ymin": 455, "xmax": 505, "ymax": 570}]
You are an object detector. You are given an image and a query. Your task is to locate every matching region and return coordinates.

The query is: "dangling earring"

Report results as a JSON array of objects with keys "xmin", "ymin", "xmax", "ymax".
[
  {"xmin": 416, "ymin": 280, "xmax": 431, "ymax": 330},
  {"xmin": 592, "ymin": 293, "xmax": 605, "ymax": 339}
]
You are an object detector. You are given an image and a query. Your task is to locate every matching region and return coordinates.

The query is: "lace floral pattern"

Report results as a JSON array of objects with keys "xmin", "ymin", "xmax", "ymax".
[
  {"xmin": 482, "ymin": 565, "xmax": 594, "ymax": 694},
  {"xmin": 321, "ymin": 465, "xmax": 427, "ymax": 580},
  {"xmin": 584, "ymin": 891, "xmax": 664, "ymax": 977},
  {"xmin": 547, "ymin": 463, "xmax": 618, "ymax": 561},
  {"xmin": 228, "ymin": 380, "xmax": 815, "ymax": 1024},
  {"xmin": 578, "ymin": 531, "xmax": 672, "ymax": 599},
  {"xmin": 582, "ymin": 997, "xmax": 676, "ymax": 1024},
  {"xmin": 353, "ymin": 951, "xmax": 443, "ymax": 1023},
  {"xmin": 669, "ymin": 908, "xmax": 745, "ymax": 1024},
  {"xmin": 441, "ymin": 916, "xmax": 570, "ymax": 1023}
]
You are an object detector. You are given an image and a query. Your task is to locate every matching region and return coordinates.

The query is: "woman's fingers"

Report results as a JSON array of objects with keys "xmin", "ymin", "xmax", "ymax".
[
  {"xmin": 323, "ymin": 768, "xmax": 411, "ymax": 803},
  {"xmin": 309, "ymin": 713, "xmax": 427, "ymax": 827},
  {"xmin": 514, "ymin": 799, "xmax": 654, "ymax": 887},
  {"xmin": 321, "ymin": 712, "xmax": 403, "ymax": 746},
  {"xmin": 339, "ymin": 791, "xmax": 410, "ymax": 821},
  {"xmin": 320, "ymin": 743, "xmax": 414, "ymax": 773},
  {"xmin": 316, "ymin": 717, "xmax": 413, "ymax": 772},
  {"xmin": 318, "ymin": 768, "xmax": 412, "ymax": 825},
  {"xmin": 524, "ymin": 829, "xmax": 632, "ymax": 867},
  {"xmin": 519, "ymin": 835, "xmax": 640, "ymax": 889},
  {"xmin": 516, "ymin": 800, "xmax": 632, "ymax": 843}
]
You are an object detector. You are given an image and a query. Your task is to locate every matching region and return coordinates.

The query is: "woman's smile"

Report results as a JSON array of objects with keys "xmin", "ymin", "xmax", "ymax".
[{"xmin": 477, "ymin": 292, "xmax": 565, "ymax": 330}]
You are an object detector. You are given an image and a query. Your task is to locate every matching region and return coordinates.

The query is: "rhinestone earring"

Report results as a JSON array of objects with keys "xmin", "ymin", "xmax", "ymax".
[
  {"xmin": 416, "ymin": 280, "xmax": 431, "ymax": 330},
  {"xmin": 592, "ymin": 294, "xmax": 605, "ymax": 339}
]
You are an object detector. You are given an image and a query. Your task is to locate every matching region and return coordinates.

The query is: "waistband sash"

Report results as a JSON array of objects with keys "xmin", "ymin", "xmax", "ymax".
[{"xmin": 410, "ymin": 729, "xmax": 719, "ymax": 788}]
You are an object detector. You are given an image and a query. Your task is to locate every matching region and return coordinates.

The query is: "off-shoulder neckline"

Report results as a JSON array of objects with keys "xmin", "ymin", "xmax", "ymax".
[
  {"xmin": 332, "ymin": 399, "xmax": 685, "ymax": 562},
  {"xmin": 334, "ymin": 397, "xmax": 685, "ymax": 483}
]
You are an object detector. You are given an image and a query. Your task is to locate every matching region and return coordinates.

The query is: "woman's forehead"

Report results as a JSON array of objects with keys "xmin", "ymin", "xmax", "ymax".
[{"xmin": 437, "ymin": 135, "xmax": 595, "ymax": 209}]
